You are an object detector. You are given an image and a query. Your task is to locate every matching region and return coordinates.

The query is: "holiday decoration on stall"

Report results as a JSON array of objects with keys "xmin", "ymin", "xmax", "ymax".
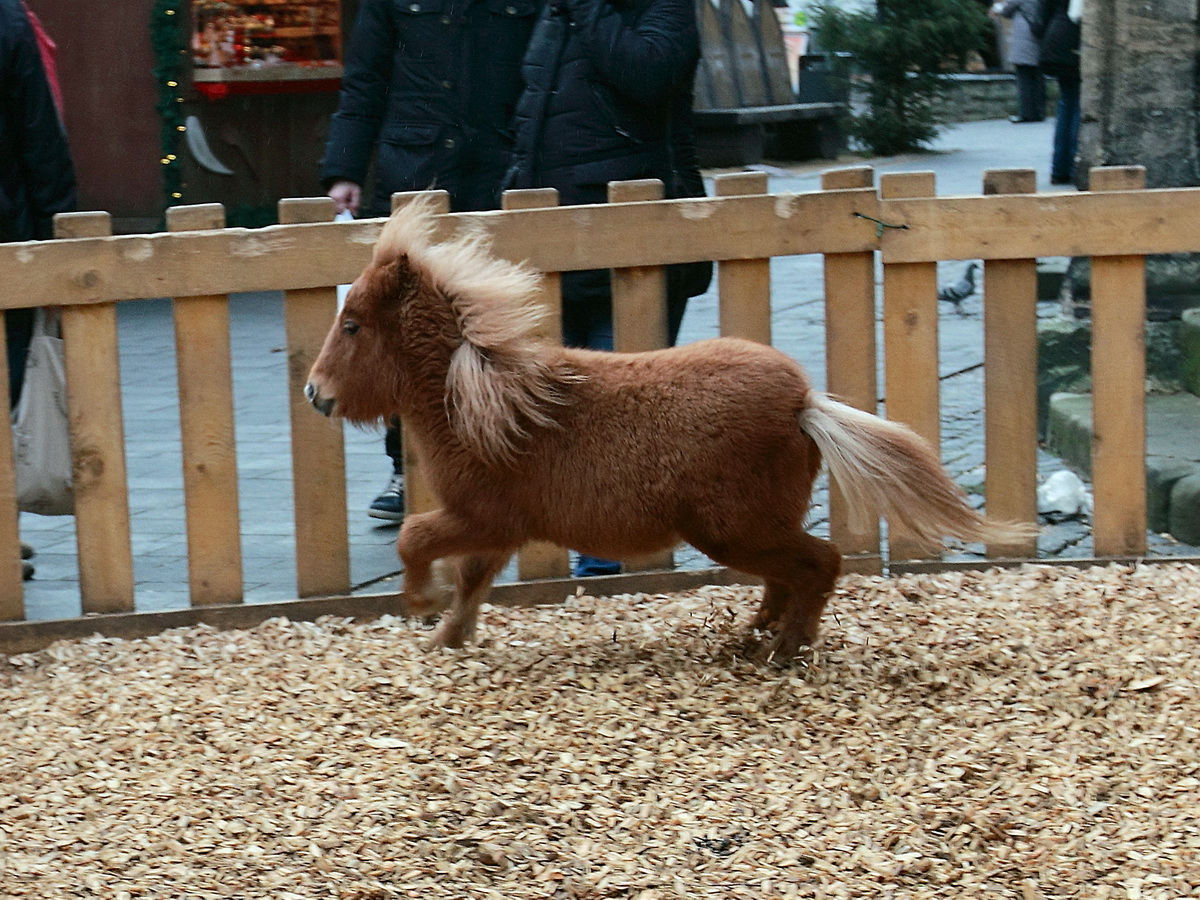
[{"xmin": 150, "ymin": 0, "xmax": 189, "ymax": 214}]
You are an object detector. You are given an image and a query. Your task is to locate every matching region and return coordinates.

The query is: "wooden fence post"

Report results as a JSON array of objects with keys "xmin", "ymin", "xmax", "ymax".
[
  {"xmin": 502, "ymin": 187, "xmax": 571, "ymax": 581},
  {"xmin": 714, "ymin": 171, "xmax": 772, "ymax": 345},
  {"xmin": 56, "ymin": 211, "xmax": 136, "ymax": 614},
  {"xmin": 610, "ymin": 179, "xmax": 673, "ymax": 572},
  {"xmin": 981, "ymin": 169, "xmax": 1040, "ymax": 558},
  {"xmin": 1089, "ymin": 166, "xmax": 1148, "ymax": 557},
  {"xmin": 167, "ymin": 204, "xmax": 244, "ymax": 606},
  {"xmin": 610, "ymin": 179, "xmax": 670, "ymax": 353},
  {"xmin": 0, "ymin": 307, "xmax": 22, "ymax": 617},
  {"xmin": 821, "ymin": 166, "xmax": 882, "ymax": 573},
  {"xmin": 279, "ymin": 197, "xmax": 352, "ymax": 597},
  {"xmin": 879, "ymin": 172, "xmax": 942, "ymax": 561}
]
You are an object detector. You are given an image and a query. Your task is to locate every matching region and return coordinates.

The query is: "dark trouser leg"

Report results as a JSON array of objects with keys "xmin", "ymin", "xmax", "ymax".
[
  {"xmin": 1015, "ymin": 65, "xmax": 1045, "ymax": 121},
  {"xmin": 6, "ymin": 307, "xmax": 35, "ymax": 409},
  {"xmin": 384, "ymin": 419, "xmax": 402, "ymax": 474},
  {"xmin": 368, "ymin": 418, "xmax": 406, "ymax": 521},
  {"xmin": 1051, "ymin": 75, "xmax": 1082, "ymax": 183}
]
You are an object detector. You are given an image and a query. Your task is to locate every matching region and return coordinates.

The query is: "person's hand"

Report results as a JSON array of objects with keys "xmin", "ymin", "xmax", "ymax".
[{"xmin": 328, "ymin": 180, "xmax": 362, "ymax": 216}]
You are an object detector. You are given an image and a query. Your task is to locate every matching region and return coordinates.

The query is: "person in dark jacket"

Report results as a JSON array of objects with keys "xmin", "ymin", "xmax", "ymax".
[
  {"xmin": 2, "ymin": 0, "xmax": 76, "ymax": 579},
  {"xmin": 504, "ymin": 0, "xmax": 712, "ymax": 575},
  {"xmin": 1, "ymin": 0, "xmax": 75, "ymax": 404},
  {"xmin": 1038, "ymin": 0, "xmax": 1081, "ymax": 184},
  {"xmin": 321, "ymin": 0, "xmax": 540, "ymax": 217},
  {"xmin": 320, "ymin": 0, "xmax": 541, "ymax": 519},
  {"xmin": 506, "ymin": 0, "xmax": 708, "ymax": 350},
  {"xmin": 1, "ymin": 0, "xmax": 74, "ymax": 405}
]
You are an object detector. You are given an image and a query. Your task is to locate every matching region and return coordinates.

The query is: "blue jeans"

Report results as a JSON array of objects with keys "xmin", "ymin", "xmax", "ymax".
[{"xmin": 1051, "ymin": 75, "xmax": 1081, "ymax": 182}]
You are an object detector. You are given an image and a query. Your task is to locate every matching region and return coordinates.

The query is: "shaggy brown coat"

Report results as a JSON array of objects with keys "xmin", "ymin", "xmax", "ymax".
[{"xmin": 306, "ymin": 198, "xmax": 1034, "ymax": 659}]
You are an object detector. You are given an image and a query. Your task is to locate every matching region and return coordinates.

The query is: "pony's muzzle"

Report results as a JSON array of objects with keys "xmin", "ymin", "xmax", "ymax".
[{"xmin": 305, "ymin": 382, "xmax": 335, "ymax": 417}]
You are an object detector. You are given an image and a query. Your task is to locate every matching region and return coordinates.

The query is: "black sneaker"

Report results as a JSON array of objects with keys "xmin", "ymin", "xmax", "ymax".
[{"xmin": 368, "ymin": 473, "xmax": 405, "ymax": 521}]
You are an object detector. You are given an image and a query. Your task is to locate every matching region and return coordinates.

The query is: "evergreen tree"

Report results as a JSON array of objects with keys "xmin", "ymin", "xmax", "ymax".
[{"xmin": 814, "ymin": 0, "xmax": 991, "ymax": 156}]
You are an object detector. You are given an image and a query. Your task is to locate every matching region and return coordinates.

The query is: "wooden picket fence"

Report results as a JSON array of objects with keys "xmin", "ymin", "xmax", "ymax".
[{"xmin": 0, "ymin": 164, "xmax": 1194, "ymax": 653}]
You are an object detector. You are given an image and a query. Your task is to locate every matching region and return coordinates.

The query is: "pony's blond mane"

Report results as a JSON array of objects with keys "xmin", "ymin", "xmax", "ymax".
[{"xmin": 374, "ymin": 196, "xmax": 581, "ymax": 465}]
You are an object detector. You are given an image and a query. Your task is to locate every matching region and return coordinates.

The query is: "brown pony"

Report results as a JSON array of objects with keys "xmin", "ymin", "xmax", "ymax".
[{"xmin": 306, "ymin": 197, "xmax": 1034, "ymax": 659}]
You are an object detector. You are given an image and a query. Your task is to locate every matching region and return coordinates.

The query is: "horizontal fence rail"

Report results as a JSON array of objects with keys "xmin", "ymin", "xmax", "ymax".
[{"xmin": 0, "ymin": 164, "xmax": 1193, "ymax": 654}]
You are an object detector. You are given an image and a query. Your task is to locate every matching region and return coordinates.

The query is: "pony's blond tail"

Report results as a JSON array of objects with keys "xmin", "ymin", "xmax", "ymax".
[{"xmin": 800, "ymin": 392, "xmax": 1037, "ymax": 546}]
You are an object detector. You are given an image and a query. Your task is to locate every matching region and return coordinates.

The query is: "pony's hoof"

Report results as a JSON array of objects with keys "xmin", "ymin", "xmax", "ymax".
[
  {"xmin": 749, "ymin": 610, "xmax": 782, "ymax": 632},
  {"xmin": 759, "ymin": 629, "xmax": 816, "ymax": 665},
  {"xmin": 429, "ymin": 616, "xmax": 475, "ymax": 650},
  {"xmin": 404, "ymin": 560, "xmax": 456, "ymax": 616}
]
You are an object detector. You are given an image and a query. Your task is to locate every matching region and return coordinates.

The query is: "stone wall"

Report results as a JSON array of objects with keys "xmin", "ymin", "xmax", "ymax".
[{"xmin": 935, "ymin": 72, "xmax": 1061, "ymax": 123}]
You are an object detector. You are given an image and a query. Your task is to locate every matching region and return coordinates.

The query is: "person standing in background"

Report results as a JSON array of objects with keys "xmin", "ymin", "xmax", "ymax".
[
  {"xmin": 1038, "ymin": 0, "xmax": 1082, "ymax": 184},
  {"xmin": 1, "ymin": 0, "xmax": 77, "ymax": 579},
  {"xmin": 991, "ymin": 0, "xmax": 1044, "ymax": 123},
  {"xmin": 320, "ymin": 0, "xmax": 541, "ymax": 520},
  {"xmin": 504, "ymin": 0, "xmax": 712, "ymax": 575}
]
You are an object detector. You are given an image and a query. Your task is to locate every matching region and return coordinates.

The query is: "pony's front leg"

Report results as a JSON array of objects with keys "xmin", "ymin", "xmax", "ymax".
[
  {"xmin": 397, "ymin": 511, "xmax": 515, "ymax": 648},
  {"xmin": 430, "ymin": 551, "xmax": 511, "ymax": 649}
]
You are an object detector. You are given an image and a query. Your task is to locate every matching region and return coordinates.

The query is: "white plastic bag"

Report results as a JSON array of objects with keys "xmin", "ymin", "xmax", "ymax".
[
  {"xmin": 1037, "ymin": 469, "xmax": 1092, "ymax": 522},
  {"xmin": 12, "ymin": 308, "xmax": 73, "ymax": 516},
  {"xmin": 335, "ymin": 209, "xmax": 354, "ymax": 310}
]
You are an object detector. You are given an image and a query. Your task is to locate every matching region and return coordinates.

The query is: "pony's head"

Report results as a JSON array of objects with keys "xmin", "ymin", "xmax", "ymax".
[
  {"xmin": 305, "ymin": 195, "xmax": 577, "ymax": 462},
  {"xmin": 303, "ymin": 214, "xmax": 431, "ymax": 426}
]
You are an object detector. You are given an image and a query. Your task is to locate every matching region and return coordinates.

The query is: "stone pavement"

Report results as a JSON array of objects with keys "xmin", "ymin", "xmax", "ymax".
[{"xmin": 17, "ymin": 118, "xmax": 1197, "ymax": 622}]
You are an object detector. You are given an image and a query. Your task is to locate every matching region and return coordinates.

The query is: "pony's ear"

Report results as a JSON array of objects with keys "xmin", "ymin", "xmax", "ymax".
[{"xmin": 373, "ymin": 253, "xmax": 415, "ymax": 308}]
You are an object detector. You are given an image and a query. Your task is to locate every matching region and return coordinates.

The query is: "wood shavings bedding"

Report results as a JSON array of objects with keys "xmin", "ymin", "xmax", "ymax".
[{"xmin": 2, "ymin": 563, "xmax": 1198, "ymax": 898}]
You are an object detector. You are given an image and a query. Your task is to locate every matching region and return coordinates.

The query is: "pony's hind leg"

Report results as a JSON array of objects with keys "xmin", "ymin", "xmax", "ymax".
[
  {"xmin": 749, "ymin": 582, "xmax": 789, "ymax": 632},
  {"xmin": 430, "ymin": 551, "xmax": 511, "ymax": 649},
  {"xmin": 691, "ymin": 530, "xmax": 842, "ymax": 661}
]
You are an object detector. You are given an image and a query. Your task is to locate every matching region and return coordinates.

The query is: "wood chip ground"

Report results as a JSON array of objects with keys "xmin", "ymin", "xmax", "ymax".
[{"xmin": 2, "ymin": 563, "xmax": 1199, "ymax": 898}]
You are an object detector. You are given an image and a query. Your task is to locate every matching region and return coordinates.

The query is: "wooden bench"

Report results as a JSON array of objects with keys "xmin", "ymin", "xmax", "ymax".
[
  {"xmin": 694, "ymin": 0, "xmax": 846, "ymax": 166},
  {"xmin": 694, "ymin": 100, "xmax": 844, "ymax": 167}
]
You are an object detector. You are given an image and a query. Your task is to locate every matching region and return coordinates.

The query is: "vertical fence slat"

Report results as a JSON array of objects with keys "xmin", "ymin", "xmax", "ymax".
[
  {"xmin": 821, "ymin": 167, "xmax": 882, "ymax": 571},
  {"xmin": 610, "ymin": 179, "xmax": 670, "ymax": 353},
  {"xmin": 981, "ymin": 170, "xmax": 1040, "ymax": 558},
  {"xmin": 0, "ymin": 310, "xmax": 22, "ymax": 618},
  {"xmin": 166, "ymin": 204, "xmax": 244, "ymax": 606},
  {"xmin": 1089, "ymin": 166, "xmax": 1148, "ymax": 557},
  {"xmin": 880, "ymin": 172, "xmax": 942, "ymax": 561},
  {"xmin": 392, "ymin": 190, "xmax": 452, "ymax": 517},
  {"xmin": 610, "ymin": 179, "xmax": 673, "ymax": 572},
  {"xmin": 502, "ymin": 187, "xmax": 572, "ymax": 581},
  {"xmin": 56, "ymin": 212, "xmax": 136, "ymax": 613},
  {"xmin": 714, "ymin": 172, "xmax": 772, "ymax": 344},
  {"xmin": 279, "ymin": 198, "xmax": 351, "ymax": 597}
]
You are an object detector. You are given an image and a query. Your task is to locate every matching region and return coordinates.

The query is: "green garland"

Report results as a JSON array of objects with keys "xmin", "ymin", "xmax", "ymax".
[{"xmin": 149, "ymin": 0, "xmax": 188, "ymax": 213}]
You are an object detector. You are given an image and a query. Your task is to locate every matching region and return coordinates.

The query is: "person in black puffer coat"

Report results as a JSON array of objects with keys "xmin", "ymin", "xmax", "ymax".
[
  {"xmin": 505, "ymin": 0, "xmax": 710, "ymax": 351},
  {"xmin": 504, "ymin": 0, "xmax": 712, "ymax": 576},
  {"xmin": 320, "ymin": 0, "xmax": 542, "ymax": 520},
  {"xmin": 1, "ymin": 0, "xmax": 76, "ymax": 405}
]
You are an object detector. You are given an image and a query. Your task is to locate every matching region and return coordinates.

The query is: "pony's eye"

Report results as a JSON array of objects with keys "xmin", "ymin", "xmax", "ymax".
[{"xmin": 342, "ymin": 319, "xmax": 360, "ymax": 336}]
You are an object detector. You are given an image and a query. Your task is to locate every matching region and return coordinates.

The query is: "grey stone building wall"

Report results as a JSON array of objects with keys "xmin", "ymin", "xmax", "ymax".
[{"xmin": 1078, "ymin": 0, "xmax": 1200, "ymax": 188}]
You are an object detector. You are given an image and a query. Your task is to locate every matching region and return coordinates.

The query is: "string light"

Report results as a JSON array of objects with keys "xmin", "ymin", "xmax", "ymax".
[{"xmin": 151, "ymin": 0, "xmax": 187, "ymax": 217}]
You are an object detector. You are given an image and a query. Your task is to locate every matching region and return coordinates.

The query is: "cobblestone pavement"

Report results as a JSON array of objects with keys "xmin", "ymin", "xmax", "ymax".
[{"xmin": 18, "ymin": 119, "xmax": 1196, "ymax": 621}]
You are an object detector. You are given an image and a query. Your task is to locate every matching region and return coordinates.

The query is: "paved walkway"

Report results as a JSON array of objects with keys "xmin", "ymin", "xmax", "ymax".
[{"xmin": 18, "ymin": 118, "xmax": 1196, "ymax": 622}]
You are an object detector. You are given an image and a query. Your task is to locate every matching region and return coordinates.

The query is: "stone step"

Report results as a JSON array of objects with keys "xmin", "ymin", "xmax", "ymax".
[
  {"xmin": 1181, "ymin": 308, "xmax": 1200, "ymax": 395},
  {"xmin": 1046, "ymin": 391, "xmax": 1200, "ymax": 544}
]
